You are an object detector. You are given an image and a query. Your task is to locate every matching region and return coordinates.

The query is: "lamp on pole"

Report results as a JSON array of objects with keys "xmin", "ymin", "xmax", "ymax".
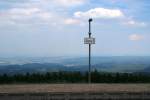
[{"xmin": 84, "ymin": 18, "xmax": 95, "ymax": 84}]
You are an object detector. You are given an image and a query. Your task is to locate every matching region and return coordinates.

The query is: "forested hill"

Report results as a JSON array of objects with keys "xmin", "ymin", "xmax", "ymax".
[{"xmin": 1, "ymin": 71, "xmax": 150, "ymax": 84}]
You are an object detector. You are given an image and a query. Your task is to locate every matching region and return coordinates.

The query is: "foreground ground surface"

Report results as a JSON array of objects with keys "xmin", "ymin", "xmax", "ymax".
[{"xmin": 0, "ymin": 84, "xmax": 150, "ymax": 93}]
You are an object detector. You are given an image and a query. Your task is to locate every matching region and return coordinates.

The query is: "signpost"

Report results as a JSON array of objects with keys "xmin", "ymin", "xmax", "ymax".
[
  {"xmin": 84, "ymin": 18, "xmax": 95, "ymax": 84},
  {"xmin": 84, "ymin": 37, "xmax": 95, "ymax": 44}
]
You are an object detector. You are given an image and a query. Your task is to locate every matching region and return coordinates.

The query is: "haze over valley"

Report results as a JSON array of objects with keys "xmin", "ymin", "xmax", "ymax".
[{"xmin": 0, "ymin": 56, "xmax": 150, "ymax": 75}]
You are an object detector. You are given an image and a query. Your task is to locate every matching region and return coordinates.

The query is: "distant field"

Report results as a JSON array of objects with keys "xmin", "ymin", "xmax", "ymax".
[{"xmin": 0, "ymin": 84, "xmax": 150, "ymax": 93}]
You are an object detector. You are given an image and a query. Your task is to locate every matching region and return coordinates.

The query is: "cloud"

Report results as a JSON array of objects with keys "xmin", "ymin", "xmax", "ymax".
[
  {"xmin": 0, "ymin": 7, "xmax": 83, "ymax": 27},
  {"xmin": 52, "ymin": 0, "xmax": 86, "ymax": 7},
  {"xmin": 74, "ymin": 7, "xmax": 147, "ymax": 28},
  {"xmin": 74, "ymin": 7, "xmax": 124, "ymax": 19},
  {"xmin": 0, "ymin": 7, "xmax": 54, "ymax": 25},
  {"xmin": 64, "ymin": 18, "xmax": 81, "ymax": 25},
  {"xmin": 129, "ymin": 34, "xmax": 144, "ymax": 41},
  {"xmin": 9, "ymin": 8, "xmax": 40, "ymax": 16},
  {"xmin": 123, "ymin": 20, "xmax": 147, "ymax": 27}
]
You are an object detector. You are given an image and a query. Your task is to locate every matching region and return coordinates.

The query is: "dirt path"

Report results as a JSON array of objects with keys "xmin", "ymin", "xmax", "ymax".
[{"xmin": 0, "ymin": 84, "xmax": 150, "ymax": 93}]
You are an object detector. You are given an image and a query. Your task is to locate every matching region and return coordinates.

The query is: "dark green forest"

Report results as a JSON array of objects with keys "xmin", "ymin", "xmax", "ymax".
[{"xmin": 0, "ymin": 71, "xmax": 150, "ymax": 84}]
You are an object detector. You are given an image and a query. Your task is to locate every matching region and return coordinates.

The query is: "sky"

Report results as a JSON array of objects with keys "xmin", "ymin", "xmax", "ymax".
[{"xmin": 0, "ymin": 0, "xmax": 150, "ymax": 57}]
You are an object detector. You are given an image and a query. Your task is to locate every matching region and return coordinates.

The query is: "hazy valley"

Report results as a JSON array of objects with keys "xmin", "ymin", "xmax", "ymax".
[{"xmin": 0, "ymin": 56, "xmax": 150, "ymax": 75}]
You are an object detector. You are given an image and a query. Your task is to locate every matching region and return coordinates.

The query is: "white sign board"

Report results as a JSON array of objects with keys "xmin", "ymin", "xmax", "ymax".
[{"xmin": 84, "ymin": 37, "xmax": 95, "ymax": 44}]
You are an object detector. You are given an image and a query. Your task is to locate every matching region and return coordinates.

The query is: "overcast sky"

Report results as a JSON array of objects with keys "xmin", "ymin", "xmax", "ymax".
[{"xmin": 0, "ymin": 0, "xmax": 150, "ymax": 57}]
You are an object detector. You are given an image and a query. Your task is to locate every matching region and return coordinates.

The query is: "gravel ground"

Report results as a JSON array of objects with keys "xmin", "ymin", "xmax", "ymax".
[{"xmin": 0, "ymin": 84, "xmax": 150, "ymax": 93}]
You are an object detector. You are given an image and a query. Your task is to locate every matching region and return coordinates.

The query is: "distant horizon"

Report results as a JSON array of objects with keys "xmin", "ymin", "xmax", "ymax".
[{"xmin": 1, "ymin": 55, "xmax": 150, "ymax": 58}]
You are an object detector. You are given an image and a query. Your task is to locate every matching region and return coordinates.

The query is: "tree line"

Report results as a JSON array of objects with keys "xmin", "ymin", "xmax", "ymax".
[{"xmin": 0, "ymin": 70, "xmax": 150, "ymax": 84}]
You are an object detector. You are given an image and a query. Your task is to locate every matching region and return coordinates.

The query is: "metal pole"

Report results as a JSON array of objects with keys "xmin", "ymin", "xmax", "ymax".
[{"xmin": 88, "ymin": 18, "xmax": 92, "ymax": 83}]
